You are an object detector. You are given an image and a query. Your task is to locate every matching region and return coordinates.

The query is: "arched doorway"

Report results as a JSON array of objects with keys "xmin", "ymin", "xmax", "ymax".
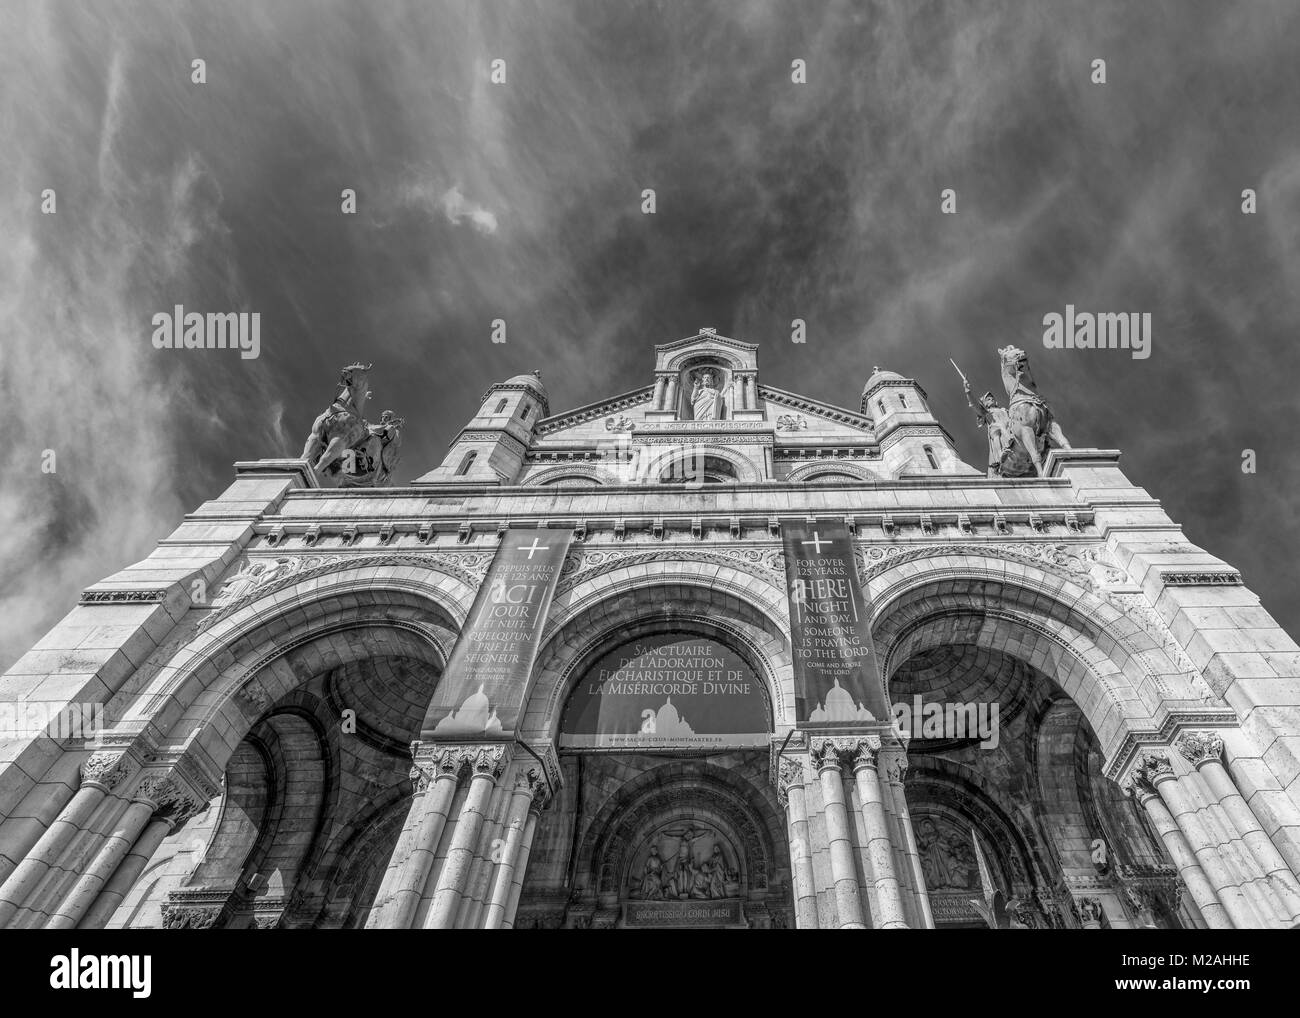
[{"xmin": 516, "ymin": 576, "xmax": 796, "ymax": 928}]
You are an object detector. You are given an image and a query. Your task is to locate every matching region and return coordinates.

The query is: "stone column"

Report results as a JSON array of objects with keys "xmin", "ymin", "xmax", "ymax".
[
  {"xmin": 425, "ymin": 745, "xmax": 508, "ymax": 929},
  {"xmin": 881, "ymin": 746, "xmax": 933, "ymax": 929},
  {"xmin": 1133, "ymin": 753, "xmax": 1264, "ymax": 928},
  {"xmin": 484, "ymin": 770, "xmax": 548, "ymax": 929},
  {"xmin": 810, "ymin": 738, "xmax": 865, "ymax": 929},
  {"xmin": 76, "ymin": 785, "xmax": 200, "ymax": 931},
  {"xmin": 49, "ymin": 774, "xmax": 203, "ymax": 930},
  {"xmin": 653, "ymin": 376, "xmax": 668, "ymax": 410},
  {"xmin": 501, "ymin": 801, "xmax": 543, "ymax": 930},
  {"xmin": 1175, "ymin": 731, "xmax": 1300, "ymax": 924},
  {"xmin": 1127, "ymin": 778, "xmax": 1231, "ymax": 929},
  {"xmin": 368, "ymin": 745, "xmax": 462, "ymax": 929},
  {"xmin": 0, "ymin": 753, "xmax": 132, "ymax": 929},
  {"xmin": 457, "ymin": 773, "xmax": 516, "ymax": 929},
  {"xmin": 664, "ymin": 375, "xmax": 680, "ymax": 416},
  {"xmin": 776, "ymin": 756, "xmax": 819, "ymax": 929},
  {"xmin": 849, "ymin": 738, "xmax": 908, "ymax": 929}
]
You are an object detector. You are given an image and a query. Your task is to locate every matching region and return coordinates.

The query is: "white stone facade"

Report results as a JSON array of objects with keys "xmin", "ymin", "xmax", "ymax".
[{"xmin": 2, "ymin": 330, "xmax": 1299, "ymax": 929}]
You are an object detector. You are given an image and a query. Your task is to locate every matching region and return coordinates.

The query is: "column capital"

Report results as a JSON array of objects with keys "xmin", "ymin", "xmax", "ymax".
[
  {"xmin": 133, "ymin": 772, "xmax": 208, "ymax": 828},
  {"xmin": 879, "ymin": 744, "xmax": 909, "ymax": 783},
  {"xmin": 809, "ymin": 735, "xmax": 881, "ymax": 774},
  {"xmin": 1077, "ymin": 897, "xmax": 1104, "ymax": 925},
  {"xmin": 1129, "ymin": 751, "xmax": 1175, "ymax": 795},
  {"xmin": 1174, "ymin": 730, "xmax": 1224, "ymax": 769},
  {"xmin": 775, "ymin": 757, "xmax": 808, "ymax": 807},
  {"xmin": 80, "ymin": 751, "xmax": 136, "ymax": 791}
]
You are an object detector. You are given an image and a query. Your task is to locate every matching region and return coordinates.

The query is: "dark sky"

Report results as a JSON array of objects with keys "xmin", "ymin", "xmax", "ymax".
[{"xmin": 3, "ymin": 0, "xmax": 1299, "ymax": 669}]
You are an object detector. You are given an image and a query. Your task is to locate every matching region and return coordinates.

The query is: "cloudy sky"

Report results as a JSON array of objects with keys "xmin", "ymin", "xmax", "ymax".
[{"xmin": 2, "ymin": 0, "xmax": 1299, "ymax": 669}]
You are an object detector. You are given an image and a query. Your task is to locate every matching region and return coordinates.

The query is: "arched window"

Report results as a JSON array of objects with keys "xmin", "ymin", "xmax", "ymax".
[
  {"xmin": 456, "ymin": 450, "xmax": 477, "ymax": 476},
  {"xmin": 877, "ymin": 399, "xmax": 886, "ymax": 416},
  {"xmin": 520, "ymin": 404, "xmax": 531, "ymax": 421},
  {"xmin": 923, "ymin": 445, "xmax": 938, "ymax": 470},
  {"xmin": 494, "ymin": 398, "xmax": 508, "ymax": 414},
  {"xmin": 899, "ymin": 393, "xmax": 909, "ymax": 409}
]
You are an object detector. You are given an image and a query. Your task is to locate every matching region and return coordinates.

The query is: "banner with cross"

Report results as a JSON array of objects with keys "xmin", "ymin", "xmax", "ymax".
[
  {"xmin": 420, "ymin": 528, "xmax": 573, "ymax": 740},
  {"xmin": 780, "ymin": 519, "xmax": 888, "ymax": 727}
]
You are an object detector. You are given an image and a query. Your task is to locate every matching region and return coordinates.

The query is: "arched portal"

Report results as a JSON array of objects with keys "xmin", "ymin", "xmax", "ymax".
[
  {"xmin": 516, "ymin": 574, "xmax": 794, "ymax": 928},
  {"xmin": 869, "ymin": 556, "xmax": 1197, "ymax": 930}
]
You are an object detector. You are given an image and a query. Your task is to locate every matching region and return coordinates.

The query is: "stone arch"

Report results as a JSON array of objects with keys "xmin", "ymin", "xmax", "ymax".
[
  {"xmin": 907, "ymin": 756, "xmax": 1044, "ymax": 889},
  {"xmin": 522, "ymin": 464, "xmax": 618, "ymax": 487},
  {"xmin": 663, "ymin": 348, "xmax": 744, "ymax": 372},
  {"xmin": 525, "ymin": 564, "xmax": 793, "ymax": 738},
  {"xmin": 785, "ymin": 461, "xmax": 878, "ymax": 484},
  {"xmin": 864, "ymin": 552, "xmax": 1197, "ymax": 767},
  {"xmin": 574, "ymin": 759, "xmax": 788, "ymax": 904},
  {"xmin": 647, "ymin": 444, "xmax": 761, "ymax": 483},
  {"xmin": 106, "ymin": 567, "xmax": 469, "ymax": 775}
]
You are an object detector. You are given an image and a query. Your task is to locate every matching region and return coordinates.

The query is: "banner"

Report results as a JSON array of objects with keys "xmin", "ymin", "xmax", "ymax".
[
  {"xmin": 420, "ymin": 529, "xmax": 572, "ymax": 739},
  {"xmin": 780, "ymin": 519, "xmax": 888, "ymax": 727},
  {"xmin": 559, "ymin": 633, "xmax": 768, "ymax": 749}
]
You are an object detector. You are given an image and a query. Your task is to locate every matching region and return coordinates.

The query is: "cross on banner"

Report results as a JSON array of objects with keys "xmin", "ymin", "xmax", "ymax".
[
  {"xmin": 800, "ymin": 532, "xmax": 832, "ymax": 554},
  {"xmin": 517, "ymin": 538, "xmax": 550, "ymax": 559}
]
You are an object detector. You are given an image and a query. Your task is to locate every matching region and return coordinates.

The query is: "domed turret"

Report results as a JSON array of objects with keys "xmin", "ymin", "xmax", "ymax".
[{"xmin": 504, "ymin": 369, "xmax": 547, "ymax": 398}]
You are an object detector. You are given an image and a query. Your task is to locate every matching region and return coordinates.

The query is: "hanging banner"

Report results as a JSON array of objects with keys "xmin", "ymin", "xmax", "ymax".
[
  {"xmin": 559, "ymin": 632, "xmax": 769, "ymax": 750},
  {"xmin": 420, "ymin": 529, "xmax": 572, "ymax": 740},
  {"xmin": 780, "ymin": 519, "xmax": 888, "ymax": 727}
]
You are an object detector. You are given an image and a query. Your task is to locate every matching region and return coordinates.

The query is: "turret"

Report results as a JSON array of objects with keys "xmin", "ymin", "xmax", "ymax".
[
  {"xmin": 417, "ymin": 370, "xmax": 548, "ymax": 484},
  {"xmin": 862, "ymin": 366, "xmax": 970, "ymax": 477}
]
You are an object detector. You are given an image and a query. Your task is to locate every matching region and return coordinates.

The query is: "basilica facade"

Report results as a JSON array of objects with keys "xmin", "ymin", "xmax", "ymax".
[{"xmin": 3, "ymin": 329, "xmax": 1300, "ymax": 930}]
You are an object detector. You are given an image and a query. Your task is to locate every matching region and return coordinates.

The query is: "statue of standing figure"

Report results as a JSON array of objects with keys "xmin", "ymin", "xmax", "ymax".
[{"xmin": 690, "ymin": 370, "xmax": 721, "ymax": 421}]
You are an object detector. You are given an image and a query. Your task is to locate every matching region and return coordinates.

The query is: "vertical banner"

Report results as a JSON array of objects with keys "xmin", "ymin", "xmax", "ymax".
[
  {"xmin": 780, "ymin": 519, "xmax": 888, "ymax": 727},
  {"xmin": 421, "ymin": 528, "xmax": 572, "ymax": 740}
]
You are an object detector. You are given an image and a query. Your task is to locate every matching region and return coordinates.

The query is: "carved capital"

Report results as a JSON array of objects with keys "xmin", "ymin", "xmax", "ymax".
[
  {"xmin": 1129, "ymin": 752, "xmax": 1175, "ymax": 795},
  {"xmin": 1174, "ymin": 730, "xmax": 1224, "ymax": 769},
  {"xmin": 881, "ymin": 749, "xmax": 909, "ymax": 784},
  {"xmin": 468, "ymin": 743, "xmax": 509, "ymax": 779},
  {"xmin": 849, "ymin": 735, "xmax": 883, "ymax": 772},
  {"xmin": 776, "ymin": 757, "xmax": 807, "ymax": 807},
  {"xmin": 515, "ymin": 766, "xmax": 542, "ymax": 794},
  {"xmin": 809, "ymin": 736, "xmax": 880, "ymax": 774},
  {"xmin": 134, "ymin": 773, "xmax": 207, "ymax": 827},
  {"xmin": 81, "ymin": 751, "xmax": 133, "ymax": 791},
  {"xmin": 1077, "ymin": 897, "xmax": 1104, "ymax": 924}
]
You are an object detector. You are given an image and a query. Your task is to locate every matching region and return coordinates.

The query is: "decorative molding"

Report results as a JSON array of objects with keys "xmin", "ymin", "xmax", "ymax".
[
  {"xmin": 198, "ymin": 552, "xmax": 488, "ymax": 631},
  {"xmin": 555, "ymin": 546, "xmax": 785, "ymax": 592},
  {"xmin": 758, "ymin": 386, "xmax": 874, "ymax": 430},
  {"xmin": 79, "ymin": 589, "xmax": 169, "ymax": 605},
  {"xmin": 536, "ymin": 388, "xmax": 655, "ymax": 435},
  {"xmin": 1160, "ymin": 570, "xmax": 1243, "ymax": 586}
]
